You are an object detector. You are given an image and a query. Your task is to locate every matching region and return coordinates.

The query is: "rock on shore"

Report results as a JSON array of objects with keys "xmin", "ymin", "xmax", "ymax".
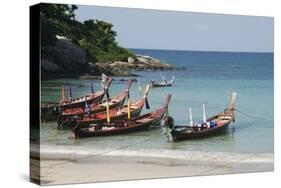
[
  {"xmin": 96, "ymin": 54, "xmax": 173, "ymax": 73},
  {"xmin": 41, "ymin": 37, "xmax": 88, "ymax": 79},
  {"xmin": 41, "ymin": 36, "xmax": 173, "ymax": 80}
]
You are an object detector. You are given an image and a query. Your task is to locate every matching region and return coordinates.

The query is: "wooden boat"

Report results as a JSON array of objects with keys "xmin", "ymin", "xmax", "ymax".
[
  {"xmin": 57, "ymin": 85, "xmax": 151, "ymax": 129},
  {"xmin": 72, "ymin": 94, "xmax": 172, "ymax": 138},
  {"xmin": 59, "ymin": 78, "xmax": 113, "ymax": 110},
  {"xmin": 41, "ymin": 102, "xmax": 59, "ymax": 121},
  {"xmin": 151, "ymin": 76, "xmax": 175, "ymax": 87},
  {"xmin": 59, "ymin": 80, "xmax": 132, "ymax": 119},
  {"xmin": 168, "ymin": 92, "xmax": 237, "ymax": 141}
]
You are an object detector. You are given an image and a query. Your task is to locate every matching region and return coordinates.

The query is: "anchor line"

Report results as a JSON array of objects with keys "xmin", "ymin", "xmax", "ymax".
[{"xmin": 235, "ymin": 108, "xmax": 265, "ymax": 120}]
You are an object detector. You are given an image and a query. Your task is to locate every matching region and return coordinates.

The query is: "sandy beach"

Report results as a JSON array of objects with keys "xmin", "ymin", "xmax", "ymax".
[{"xmin": 32, "ymin": 145, "xmax": 273, "ymax": 185}]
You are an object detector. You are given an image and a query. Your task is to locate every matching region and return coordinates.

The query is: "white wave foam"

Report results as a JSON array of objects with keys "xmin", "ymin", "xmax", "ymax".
[{"xmin": 36, "ymin": 144, "xmax": 273, "ymax": 164}]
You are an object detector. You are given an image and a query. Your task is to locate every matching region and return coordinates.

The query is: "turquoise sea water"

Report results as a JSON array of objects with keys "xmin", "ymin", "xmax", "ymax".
[{"xmin": 41, "ymin": 49, "xmax": 273, "ymax": 154}]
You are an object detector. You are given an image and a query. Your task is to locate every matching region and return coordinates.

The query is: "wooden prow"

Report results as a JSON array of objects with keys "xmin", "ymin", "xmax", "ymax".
[
  {"xmin": 105, "ymin": 77, "xmax": 113, "ymax": 89},
  {"xmin": 202, "ymin": 104, "xmax": 206, "ymax": 123},
  {"xmin": 143, "ymin": 84, "xmax": 151, "ymax": 98},
  {"xmin": 143, "ymin": 84, "xmax": 151, "ymax": 109},
  {"xmin": 61, "ymin": 86, "xmax": 65, "ymax": 102},
  {"xmin": 171, "ymin": 76, "xmax": 175, "ymax": 84},
  {"xmin": 189, "ymin": 107, "xmax": 193, "ymax": 126},
  {"xmin": 164, "ymin": 94, "xmax": 172, "ymax": 108},
  {"xmin": 126, "ymin": 79, "xmax": 133, "ymax": 92},
  {"xmin": 228, "ymin": 92, "xmax": 237, "ymax": 110},
  {"xmin": 104, "ymin": 78, "xmax": 113, "ymax": 99}
]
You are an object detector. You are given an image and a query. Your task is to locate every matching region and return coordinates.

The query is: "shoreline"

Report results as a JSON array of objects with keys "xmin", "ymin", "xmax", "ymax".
[
  {"xmin": 38, "ymin": 151, "xmax": 273, "ymax": 185},
  {"xmin": 32, "ymin": 144, "xmax": 274, "ymax": 185},
  {"xmin": 37, "ymin": 145, "xmax": 274, "ymax": 164}
]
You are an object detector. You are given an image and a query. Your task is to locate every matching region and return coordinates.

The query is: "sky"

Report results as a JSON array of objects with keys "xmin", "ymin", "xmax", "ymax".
[{"xmin": 75, "ymin": 5, "xmax": 274, "ymax": 53}]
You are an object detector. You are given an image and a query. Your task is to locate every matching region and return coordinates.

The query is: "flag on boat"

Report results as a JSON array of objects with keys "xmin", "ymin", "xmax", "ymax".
[
  {"xmin": 101, "ymin": 73, "xmax": 109, "ymax": 89},
  {"xmin": 102, "ymin": 73, "xmax": 109, "ymax": 82}
]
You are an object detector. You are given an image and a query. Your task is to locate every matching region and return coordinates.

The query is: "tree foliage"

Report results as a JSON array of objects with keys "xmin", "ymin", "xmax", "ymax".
[{"xmin": 40, "ymin": 3, "xmax": 134, "ymax": 62}]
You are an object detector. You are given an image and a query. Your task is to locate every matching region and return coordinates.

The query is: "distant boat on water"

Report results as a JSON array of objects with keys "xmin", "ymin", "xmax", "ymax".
[{"xmin": 151, "ymin": 75, "xmax": 175, "ymax": 87}]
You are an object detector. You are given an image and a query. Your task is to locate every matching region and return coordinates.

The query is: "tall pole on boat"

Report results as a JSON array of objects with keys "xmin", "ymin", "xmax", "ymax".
[
  {"xmin": 68, "ymin": 84, "xmax": 72, "ymax": 101},
  {"xmin": 61, "ymin": 86, "xmax": 65, "ymax": 102},
  {"xmin": 104, "ymin": 86, "xmax": 110, "ymax": 123},
  {"xmin": 127, "ymin": 93, "xmax": 131, "ymax": 119},
  {"xmin": 106, "ymin": 100, "xmax": 110, "ymax": 123},
  {"xmin": 228, "ymin": 92, "xmax": 237, "ymax": 110},
  {"xmin": 171, "ymin": 75, "xmax": 175, "ymax": 84},
  {"xmin": 203, "ymin": 104, "xmax": 206, "ymax": 123},
  {"xmin": 91, "ymin": 82, "xmax": 94, "ymax": 94},
  {"xmin": 138, "ymin": 82, "xmax": 142, "ymax": 97},
  {"xmin": 189, "ymin": 107, "xmax": 193, "ymax": 126}
]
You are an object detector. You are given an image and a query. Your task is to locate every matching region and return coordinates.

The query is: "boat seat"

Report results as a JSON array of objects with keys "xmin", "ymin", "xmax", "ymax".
[
  {"xmin": 218, "ymin": 116, "xmax": 232, "ymax": 120},
  {"xmin": 130, "ymin": 106, "xmax": 138, "ymax": 110},
  {"xmin": 136, "ymin": 119, "xmax": 150, "ymax": 123}
]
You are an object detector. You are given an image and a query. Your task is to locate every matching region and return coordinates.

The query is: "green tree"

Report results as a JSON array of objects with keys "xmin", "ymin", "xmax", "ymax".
[{"xmin": 40, "ymin": 3, "xmax": 135, "ymax": 63}]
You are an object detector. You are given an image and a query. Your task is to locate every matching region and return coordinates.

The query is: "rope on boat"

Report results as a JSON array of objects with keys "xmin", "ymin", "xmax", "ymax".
[{"xmin": 235, "ymin": 108, "xmax": 265, "ymax": 120}]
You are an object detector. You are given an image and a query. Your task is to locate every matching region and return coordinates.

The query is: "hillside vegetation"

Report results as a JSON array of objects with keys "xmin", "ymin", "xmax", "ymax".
[
  {"xmin": 40, "ymin": 4, "xmax": 173, "ymax": 80},
  {"xmin": 41, "ymin": 4, "xmax": 134, "ymax": 63}
]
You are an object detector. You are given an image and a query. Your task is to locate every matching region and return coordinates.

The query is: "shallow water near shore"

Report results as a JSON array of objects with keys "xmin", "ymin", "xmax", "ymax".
[{"xmin": 40, "ymin": 49, "xmax": 274, "ymax": 157}]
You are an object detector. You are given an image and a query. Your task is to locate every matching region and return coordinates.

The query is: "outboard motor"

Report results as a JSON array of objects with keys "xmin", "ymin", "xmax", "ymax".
[{"xmin": 164, "ymin": 116, "xmax": 174, "ymax": 129}]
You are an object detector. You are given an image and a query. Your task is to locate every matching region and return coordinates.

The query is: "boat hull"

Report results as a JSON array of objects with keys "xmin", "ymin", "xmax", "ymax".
[
  {"xmin": 58, "ymin": 104, "xmax": 144, "ymax": 129},
  {"xmin": 60, "ymin": 92, "xmax": 105, "ymax": 110},
  {"xmin": 41, "ymin": 103, "xmax": 59, "ymax": 121},
  {"xmin": 73, "ymin": 106, "xmax": 167, "ymax": 138},
  {"xmin": 170, "ymin": 92, "xmax": 236, "ymax": 141},
  {"xmin": 61, "ymin": 94, "xmax": 127, "ymax": 119},
  {"xmin": 40, "ymin": 93, "xmax": 105, "ymax": 122},
  {"xmin": 151, "ymin": 83, "xmax": 172, "ymax": 87},
  {"xmin": 171, "ymin": 121, "xmax": 231, "ymax": 141}
]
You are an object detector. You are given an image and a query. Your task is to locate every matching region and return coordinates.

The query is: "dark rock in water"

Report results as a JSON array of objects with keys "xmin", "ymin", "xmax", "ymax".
[
  {"xmin": 119, "ymin": 78, "xmax": 137, "ymax": 82},
  {"xmin": 41, "ymin": 38, "xmax": 88, "ymax": 80}
]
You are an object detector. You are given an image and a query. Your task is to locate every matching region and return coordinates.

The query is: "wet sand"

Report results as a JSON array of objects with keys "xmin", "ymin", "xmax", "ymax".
[{"xmin": 35, "ymin": 150, "xmax": 273, "ymax": 185}]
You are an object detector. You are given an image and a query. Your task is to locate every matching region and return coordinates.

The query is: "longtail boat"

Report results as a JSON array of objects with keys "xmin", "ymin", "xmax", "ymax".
[
  {"xmin": 57, "ymin": 85, "xmax": 151, "ymax": 129},
  {"xmin": 72, "ymin": 94, "xmax": 172, "ymax": 138},
  {"xmin": 59, "ymin": 78, "xmax": 113, "ymax": 110},
  {"xmin": 167, "ymin": 92, "xmax": 237, "ymax": 141},
  {"xmin": 41, "ymin": 102, "xmax": 59, "ymax": 121},
  {"xmin": 60, "ymin": 80, "xmax": 132, "ymax": 119},
  {"xmin": 151, "ymin": 76, "xmax": 175, "ymax": 88}
]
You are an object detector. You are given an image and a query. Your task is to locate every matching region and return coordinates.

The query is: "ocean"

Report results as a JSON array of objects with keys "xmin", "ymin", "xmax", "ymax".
[{"xmin": 40, "ymin": 49, "xmax": 274, "ymax": 156}]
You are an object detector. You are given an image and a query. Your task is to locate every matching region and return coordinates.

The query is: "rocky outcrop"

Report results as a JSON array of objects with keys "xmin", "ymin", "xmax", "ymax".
[
  {"xmin": 41, "ymin": 37, "xmax": 88, "ymax": 79},
  {"xmin": 94, "ymin": 55, "xmax": 173, "ymax": 75},
  {"xmin": 41, "ymin": 37, "xmax": 174, "ymax": 80}
]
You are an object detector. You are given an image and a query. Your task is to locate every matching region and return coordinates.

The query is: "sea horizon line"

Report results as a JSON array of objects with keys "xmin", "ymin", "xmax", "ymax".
[{"xmin": 128, "ymin": 48, "xmax": 273, "ymax": 54}]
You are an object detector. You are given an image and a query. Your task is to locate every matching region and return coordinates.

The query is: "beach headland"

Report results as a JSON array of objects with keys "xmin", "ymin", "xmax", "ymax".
[
  {"xmin": 42, "ymin": 37, "xmax": 174, "ymax": 80},
  {"xmin": 40, "ymin": 4, "xmax": 174, "ymax": 80}
]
